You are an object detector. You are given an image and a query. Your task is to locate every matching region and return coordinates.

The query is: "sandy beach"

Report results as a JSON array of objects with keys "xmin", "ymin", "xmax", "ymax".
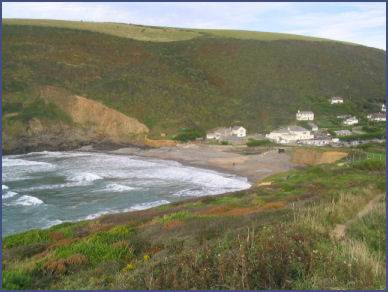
[{"xmin": 107, "ymin": 143, "xmax": 295, "ymax": 183}]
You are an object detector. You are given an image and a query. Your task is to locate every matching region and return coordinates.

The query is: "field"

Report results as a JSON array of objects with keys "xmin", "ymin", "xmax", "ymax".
[
  {"xmin": 3, "ymin": 19, "xmax": 343, "ymax": 43},
  {"xmin": 3, "ymin": 157, "xmax": 386, "ymax": 290}
]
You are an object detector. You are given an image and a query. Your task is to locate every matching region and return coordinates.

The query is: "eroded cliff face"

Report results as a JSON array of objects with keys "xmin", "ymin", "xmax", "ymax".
[
  {"xmin": 291, "ymin": 148, "xmax": 348, "ymax": 165},
  {"xmin": 3, "ymin": 86, "xmax": 149, "ymax": 154}
]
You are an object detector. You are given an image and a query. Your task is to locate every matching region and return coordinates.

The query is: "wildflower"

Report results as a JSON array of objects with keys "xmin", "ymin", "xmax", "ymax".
[
  {"xmin": 124, "ymin": 263, "xmax": 136, "ymax": 271},
  {"xmin": 143, "ymin": 254, "xmax": 150, "ymax": 261}
]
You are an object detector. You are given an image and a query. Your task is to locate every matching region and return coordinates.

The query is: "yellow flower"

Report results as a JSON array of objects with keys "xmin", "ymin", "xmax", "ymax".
[
  {"xmin": 143, "ymin": 254, "xmax": 151, "ymax": 261},
  {"xmin": 125, "ymin": 263, "xmax": 136, "ymax": 271}
]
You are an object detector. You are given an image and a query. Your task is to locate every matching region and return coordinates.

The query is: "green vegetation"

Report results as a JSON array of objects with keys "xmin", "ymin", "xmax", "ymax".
[
  {"xmin": 173, "ymin": 128, "xmax": 204, "ymax": 142},
  {"xmin": 2, "ymin": 20, "xmax": 386, "ymax": 153},
  {"xmin": 3, "ymin": 19, "xmax": 347, "ymax": 43},
  {"xmin": 246, "ymin": 138, "xmax": 274, "ymax": 147},
  {"xmin": 347, "ymin": 197, "xmax": 386, "ymax": 255},
  {"xmin": 3, "ymin": 158, "xmax": 386, "ymax": 289}
]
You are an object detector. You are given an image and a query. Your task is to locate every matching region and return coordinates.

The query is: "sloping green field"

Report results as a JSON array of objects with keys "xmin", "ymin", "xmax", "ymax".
[{"xmin": 3, "ymin": 18, "xmax": 341, "ymax": 43}]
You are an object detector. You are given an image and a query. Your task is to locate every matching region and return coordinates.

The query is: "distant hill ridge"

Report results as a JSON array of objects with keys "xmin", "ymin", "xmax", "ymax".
[
  {"xmin": 3, "ymin": 18, "xmax": 351, "ymax": 43},
  {"xmin": 2, "ymin": 19, "xmax": 386, "ymax": 153}
]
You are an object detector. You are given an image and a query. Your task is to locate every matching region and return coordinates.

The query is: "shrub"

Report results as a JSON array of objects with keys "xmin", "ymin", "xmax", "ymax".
[
  {"xmin": 2, "ymin": 270, "xmax": 32, "ymax": 290},
  {"xmin": 246, "ymin": 139, "xmax": 273, "ymax": 147},
  {"xmin": 4, "ymin": 229, "xmax": 51, "ymax": 249},
  {"xmin": 352, "ymin": 160, "xmax": 386, "ymax": 171},
  {"xmin": 173, "ymin": 128, "xmax": 204, "ymax": 142}
]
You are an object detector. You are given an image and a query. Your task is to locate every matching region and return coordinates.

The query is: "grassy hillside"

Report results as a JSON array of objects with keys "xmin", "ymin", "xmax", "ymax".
[
  {"xmin": 3, "ymin": 19, "xmax": 341, "ymax": 43},
  {"xmin": 3, "ymin": 156, "xmax": 386, "ymax": 289},
  {"xmin": 3, "ymin": 19, "xmax": 386, "ymax": 152}
]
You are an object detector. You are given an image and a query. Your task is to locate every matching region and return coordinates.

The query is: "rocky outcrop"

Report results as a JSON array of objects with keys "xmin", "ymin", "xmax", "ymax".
[
  {"xmin": 3, "ymin": 86, "xmax": 151, "ymax": 154},
  {"xmin": 41, "ymin": 86, "xmax": 149, "ymax": 143}
]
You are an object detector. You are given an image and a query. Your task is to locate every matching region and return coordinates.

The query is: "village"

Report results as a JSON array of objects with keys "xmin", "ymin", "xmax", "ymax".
[{"xmin": 205, "ymin": 96, "xmax": 386, "ymax": 148}]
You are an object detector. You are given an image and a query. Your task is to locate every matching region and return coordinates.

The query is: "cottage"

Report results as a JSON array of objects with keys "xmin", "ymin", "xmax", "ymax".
[
  {"xmin": 367, "ymin": 113, "xmax": 386, "ymax": 122},
  {"xmin": 382, "ymin": 104, "xmax": 386, "ymax": 112},
  {"xmin": 343, "ymin": 116, "xmax": 358, "ymax": 126},
  {"xmin": 231, "ymin": 126, "xmax": 247, "ymax": 138},
  {"xmin": 308, "ymin": 122, "xmax": 318, "ymax": 132},
  {"xmin": 206, "ymin": 127, "xmax": 230, "ymax": 140},
  {"xmin": 330, "ymin": 96, "xmax": 344, "ymax": 104},
  {"xmin": 266, "ymin": 126, "xmax": 313, "ymax": 144},
  {"xmin": 206, "ymin": 126, "xmax": 246, "ymax": 140},
  {"xmin": 334, "ymin": 129, "xmax": 352, "ymax": 136},
  {"xmin": 296, "ymin": 110, "xmax": 314, "ymax": 121}
]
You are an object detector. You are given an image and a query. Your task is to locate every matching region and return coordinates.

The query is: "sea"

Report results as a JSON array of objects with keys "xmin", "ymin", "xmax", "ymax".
[{"xmin": 2, "ymin": 151, "xmax": 250, "ymax": 236}]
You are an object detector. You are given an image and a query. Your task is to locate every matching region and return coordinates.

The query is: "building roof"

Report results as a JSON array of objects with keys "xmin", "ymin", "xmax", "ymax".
[
  {"xmin": 331, "ymin": 96, "xmax": 343, "ymax": 100},
  {"xmin": 231, "ymin": 126, "xmax": 245, "ymax": 130}
]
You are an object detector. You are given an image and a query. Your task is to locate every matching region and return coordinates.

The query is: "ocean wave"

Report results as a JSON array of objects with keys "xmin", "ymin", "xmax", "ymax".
[
  {"xmin": 42, "ymin": 219, "xmax": 64, "ymax": 229},
  {"xmin": 2, "ymin": 157, "xmax": 55, "ymax": 168},
  {"xmin": 83, "ymin": 200, "xmax": 170, "ymax": 221},
  {"xmin": 84, "ymin": 210, "xmax": 112, "ymax": 220},
  {"xmin": 104, "ymin": 183, "xmax": 136, "ymax": 192},
  {"xmin": 2, "ymin": 191, "xmax": 18, "ymax": 199},
  {"xmin": 68, "ymin": 172, "xmax": 103, "ymax": 183},
  {"xmin": 2, "ymin": 185, "xmax": 9, "ymax": 190},
  {"xmin": 128, "ymin": 199, "xmax": 170, "ymax": 211},
  {"xmin": 9, "ymin": 195, "xmax": 44, "ymax": 207}
]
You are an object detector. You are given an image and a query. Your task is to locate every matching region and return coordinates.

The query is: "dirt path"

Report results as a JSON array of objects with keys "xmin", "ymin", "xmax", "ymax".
[{"xmin": 332, "ymin": 193, "xmax": 385, "ymax": 240}]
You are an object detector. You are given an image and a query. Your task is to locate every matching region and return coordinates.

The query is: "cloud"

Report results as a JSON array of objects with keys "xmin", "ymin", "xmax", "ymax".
[{"xmin": 2, "ymin": 2, "xmax": 385, "ymax": 49}]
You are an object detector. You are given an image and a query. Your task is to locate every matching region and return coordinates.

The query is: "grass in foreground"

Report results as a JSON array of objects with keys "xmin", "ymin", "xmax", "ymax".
[{"xmin": 2, "ymin": 159, "xmax": 386, "ymax": 289}]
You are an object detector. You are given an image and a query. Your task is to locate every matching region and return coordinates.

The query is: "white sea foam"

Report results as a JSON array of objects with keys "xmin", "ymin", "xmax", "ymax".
[
  {"xmin": 3, "ymin": 151, "xmax": 251, "ymax": 236},
  {"xmin": 42, "ymin": 219, "xmax": 64, "ymax": 229},
  {"xmin": 2, "ymin": 185, "xmax": 9, "ymax": 190},
  {"xmin": 128, "ymin": 199, "xmax": 170, "ymax": 211},
  {"xmin": 2, "ymin": 191, "xmax": 18, "ymax": 199},
  {"xmin": 84, "ymin": 210, "xmax": 112, "ymax": 220},
  {"xmin": 104, "ymin": 183, "xmax": 136, "ymax": 192},
  {"xmin": 11, "ymin": 195, "xmax": 44, "ymax": 206},
  {"xmin": 2, "ymin": 157, "xmax": 54, "ymax": 168},
  {"xmin": 83, "ymin": 200, "xmax": 170, "ymax": 221},
  {"xmin": 68, "ymin": 172, "xmax": 103, "ymax": 183}
]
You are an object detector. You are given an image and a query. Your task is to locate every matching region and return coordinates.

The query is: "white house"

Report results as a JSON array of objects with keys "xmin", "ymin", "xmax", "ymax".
[
  {"xmin": 206, "ymin": 126, "xmax": 246, "ymax": 140},
  {"xmin": 343, "ymin": 116, "xmax": 358, "ymax": 126},
  {"xmin": 367, "ymin": 113, "xmax": 386, "ymax": 122},
  {"xmin": 266, "ymin": 126, "xmax": 313, "ymax": 144},
  {"xmin": 330, "ymin": 96, "xmax": 344, "ymax": 104},
  {"xmin": 296, "ymin": 110, "xmax": 314, "ymax": 121},
  {"xmin": 231, "ymin": 126, "xmax": 247, "ymax": 138},
  {"xmin": 334, "ymin": 129, "xmax": 352, "ymax": 136},
  {"xmin": 382, "ymin": 104, "xmax": 386, "ymax": 112}
]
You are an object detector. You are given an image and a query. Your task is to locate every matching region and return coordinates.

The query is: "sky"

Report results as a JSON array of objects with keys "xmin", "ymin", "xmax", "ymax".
[{"xmin": 2, "ymin": 2, "xmax": 386, "ymax": 50}]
